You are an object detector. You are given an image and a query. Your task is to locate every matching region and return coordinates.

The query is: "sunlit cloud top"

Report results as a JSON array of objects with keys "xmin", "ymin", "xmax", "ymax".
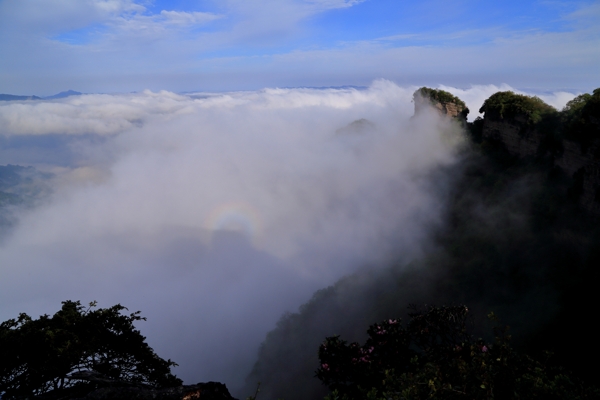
[{"xmin": 0, "ymin": 0, "xmax": 598, "ymax": 94}]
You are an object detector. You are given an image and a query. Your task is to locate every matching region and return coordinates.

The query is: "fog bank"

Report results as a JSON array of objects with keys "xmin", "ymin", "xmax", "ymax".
[{"xmin": 0, "ymin": 81, "xmax": 574, "ymax": 395}]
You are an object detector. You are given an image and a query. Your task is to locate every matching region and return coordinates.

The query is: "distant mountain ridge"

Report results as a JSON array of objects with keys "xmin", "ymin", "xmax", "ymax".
[
  {"xmin": 0, "ymin": 94, "xmax": 42, "ymax": 101},
  {"xmin": 44, "ymin": 90, "xmax": 82, "ymax": 99},
  {"xmin": 0, "ymin": 90, "xmax": 82, "ymax": 101}
]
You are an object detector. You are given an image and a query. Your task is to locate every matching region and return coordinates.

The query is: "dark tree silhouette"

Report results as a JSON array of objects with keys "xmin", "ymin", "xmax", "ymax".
[{"xmin": 0, "ymin": 301, "xmax": 181, "ymax": 399}]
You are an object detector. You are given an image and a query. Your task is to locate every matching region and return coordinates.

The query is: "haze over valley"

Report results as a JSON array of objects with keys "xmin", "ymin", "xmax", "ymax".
[{"xmin": 1, "ymin": 1, "xmax": 599, "ymax": 399}]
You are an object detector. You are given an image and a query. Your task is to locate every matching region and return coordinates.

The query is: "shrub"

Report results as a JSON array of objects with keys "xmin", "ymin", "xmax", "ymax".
[{"xmin": 316, "ymin": 305, "xmax": 598, "ymax": 400}]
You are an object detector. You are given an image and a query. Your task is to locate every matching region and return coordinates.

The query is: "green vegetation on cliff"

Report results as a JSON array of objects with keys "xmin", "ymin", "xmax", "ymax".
[
  {"xmin": 415, "ymin": 87, "xmax": 467, "ymax": 110},
  {"xmin": 561, "ymin": 89, "xmax": 600, "ymax": 145},
  {"xmin": 478, "ymin": 91, "xmax": 556, "ymax": 124}
]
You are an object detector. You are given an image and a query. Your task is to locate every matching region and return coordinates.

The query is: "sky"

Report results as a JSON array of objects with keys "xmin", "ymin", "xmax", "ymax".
[{"xmin": 0, "ymin": 0, "xmax": 599, "ymax": 95}]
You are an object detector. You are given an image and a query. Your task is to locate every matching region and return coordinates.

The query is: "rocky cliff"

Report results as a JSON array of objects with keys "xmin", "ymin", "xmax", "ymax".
[
  {"xmin": 476, "ymin": 90, "xmax": 600, "ymax": 214},
  {"xmin": 414, "ymin": 87, "xmax": 600, "ymax": 214},
  {"xmin": 413, "ymin": 87, "xmax": 469, "ymax": 121}
]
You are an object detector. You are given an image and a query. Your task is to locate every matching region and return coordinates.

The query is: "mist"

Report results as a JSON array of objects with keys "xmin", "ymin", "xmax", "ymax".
[{"xmin": 0, "ymin": 81, "xmax": 575, "ymax": 396}]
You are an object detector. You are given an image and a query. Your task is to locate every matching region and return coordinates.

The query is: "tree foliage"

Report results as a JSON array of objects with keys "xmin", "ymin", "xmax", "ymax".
[
  {"xmin": 316, "ymin": 306, "xmax": 598, "ymax": 400},
  {"xmin": 0, "ymin": 301, "xmax": 181, "ymax": 399},
  {"xmin": 415, "ymin": 88, "xmax": 467, "ymax": 110},
  {"xmin": 561, "ymin": 89, "xmax": 600, "ymax": 145},
  {"xmin": 479, "ymin": 91, "xmax": 556, "ymax": 124}
]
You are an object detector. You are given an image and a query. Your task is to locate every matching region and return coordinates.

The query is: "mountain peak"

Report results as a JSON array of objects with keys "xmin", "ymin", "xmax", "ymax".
[{"xmin": 45, "ymin": 90, "xmax": 82, "ymax": 99}]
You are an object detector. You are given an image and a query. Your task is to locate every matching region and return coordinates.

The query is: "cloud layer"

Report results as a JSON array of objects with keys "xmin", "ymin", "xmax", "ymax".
[
  {"xmin": 0, "ymin": 80, "xmax": 584, "ymax": 396},
  {"xmin": 0, "ymin": 81, "xmax": 471, "ymax": 394}
]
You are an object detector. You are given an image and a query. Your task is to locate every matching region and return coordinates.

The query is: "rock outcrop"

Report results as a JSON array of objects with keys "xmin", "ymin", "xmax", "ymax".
[{"xmin": 413, "ymin": 87, "xmax": 469, "ymax": 121}]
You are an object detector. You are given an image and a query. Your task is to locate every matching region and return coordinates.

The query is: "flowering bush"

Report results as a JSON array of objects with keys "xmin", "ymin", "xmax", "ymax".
[{"xmin": 316, "ymin": 306, "xmax": 598, "ymax": 400}]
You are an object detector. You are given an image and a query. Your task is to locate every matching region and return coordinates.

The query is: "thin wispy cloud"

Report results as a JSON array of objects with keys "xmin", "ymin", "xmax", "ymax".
[{"xmin": 1, "ymin": 0, "xmax": 596, "ymax": 94}]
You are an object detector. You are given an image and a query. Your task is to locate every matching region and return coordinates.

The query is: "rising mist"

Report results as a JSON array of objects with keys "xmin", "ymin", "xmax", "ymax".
[{"xmin": 0, "ymin": 81, "xmax": 576, "ymax": 397}]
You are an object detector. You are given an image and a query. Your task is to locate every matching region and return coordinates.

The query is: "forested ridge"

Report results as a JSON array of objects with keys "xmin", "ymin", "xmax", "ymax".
[{"xmin": 244, "ymin": 88, "xmax": 600, "ymax": 400}]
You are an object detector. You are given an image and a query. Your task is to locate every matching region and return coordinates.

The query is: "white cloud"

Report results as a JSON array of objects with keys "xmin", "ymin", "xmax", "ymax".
[
  {"xmin": 0, "ymin": 0, "xmax": 597, "ymax": 94},
  {"xmin": 565, "ymin": 2, "xmax": 600, "ymax": 30},
  {"xmin": 438, "ymin": 84, "xmax": 579, "ymax": 121},
  {"xmin": 109, "ymin": 9, "xmax": 222, "ymax": 36},
  {"xmin": 306, "ymin": 0, "xmax": 367, "ymax": 10},
  {"xmin": 0, "ymin": 0, "xmax": 143, "ymax": 34},
  {"xmin": 0, "ymin": 91, "xmax": 195, "ymax": 136},
  {"xmin": 0, "ymin": 81, "xmax": 587, "ymax": 394},
  {"xmin": 537, "ymin": 91, "xmax": 579, "ymax": 111},
  {"xmin": 0, "ymin": 81, "xmax": 462, "ymax": 394},
  {"xmin": 160, "ymin": 10, "xmax": 222, "ymax": 26}
]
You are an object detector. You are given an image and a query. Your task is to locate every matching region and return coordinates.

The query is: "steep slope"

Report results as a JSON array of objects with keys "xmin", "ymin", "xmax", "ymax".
[
  {"xmin": 476, "ymin": 89, "xmax": 600, "ymax": 214},
  {"xmin": 243, "ymin": 88, "xmax": 600, "ymax": 400}
]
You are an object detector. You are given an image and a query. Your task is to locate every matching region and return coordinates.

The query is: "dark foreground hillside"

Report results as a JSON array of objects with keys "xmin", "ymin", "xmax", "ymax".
[{"xmin": 244, "ymin": 88, "xmax": 600, "ymax": 400}]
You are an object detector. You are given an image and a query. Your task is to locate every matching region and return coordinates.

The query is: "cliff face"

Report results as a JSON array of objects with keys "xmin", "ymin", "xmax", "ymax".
[
  {"xmin": 413, "ymin": 87, "xmax": 469, "ymax": 121},
  {"xmin": 478, "ymin": 90, "xmax": 600, "ymax": 214},
  {"xmin": 480, "ymin": 113, "xmax": 541, "ymax": 157}
]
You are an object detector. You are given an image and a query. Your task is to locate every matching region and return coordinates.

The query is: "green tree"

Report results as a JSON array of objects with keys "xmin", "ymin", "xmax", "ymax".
[
  {"xmin": 479, "ymin": 91, "xmax": 556, "ymax": 124},
  {"xmin": 0, "ymin": 301, "xmax": 181, "ymax": 399}
]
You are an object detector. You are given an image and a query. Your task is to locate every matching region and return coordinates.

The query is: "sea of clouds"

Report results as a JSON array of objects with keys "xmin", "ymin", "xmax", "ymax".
[{"xmin": 0, "ymin": 81, "xmax": 576, "ymax": 395}]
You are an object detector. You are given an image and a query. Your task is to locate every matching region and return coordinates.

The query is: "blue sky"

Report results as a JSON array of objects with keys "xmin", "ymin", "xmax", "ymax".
[{"xmin": 0, "ymin": 0, "xmax": 598, "ymax": 94}]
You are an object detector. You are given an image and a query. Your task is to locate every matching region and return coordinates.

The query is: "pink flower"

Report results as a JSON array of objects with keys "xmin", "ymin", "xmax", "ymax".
[
  {"xmin": 482, "ymin": 346, "xmax": 488, "ymax": 353},
  {"xmin": 322, "ymin": 363, "xmax": 329, "ymax": 370}
]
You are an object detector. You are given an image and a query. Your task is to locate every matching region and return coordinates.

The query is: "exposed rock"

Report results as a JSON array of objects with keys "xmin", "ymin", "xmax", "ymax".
[{"xmin": 413, "ymin": 87, "xmax": 469, "ymax": 121}]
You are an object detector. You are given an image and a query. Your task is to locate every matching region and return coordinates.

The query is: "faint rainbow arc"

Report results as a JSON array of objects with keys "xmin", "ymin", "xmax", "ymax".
[{"xmin": 204, "ymin": 201, "xmax": 264, "ymax": 247}]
